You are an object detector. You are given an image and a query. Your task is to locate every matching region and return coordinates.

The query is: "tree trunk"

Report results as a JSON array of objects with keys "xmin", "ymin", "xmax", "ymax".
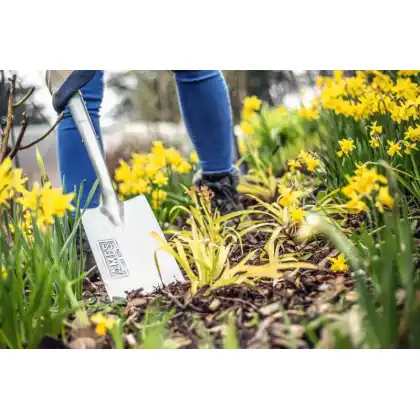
[{"xmin": 245, "ymin": 71, "xmax": 273, "ymax": 105}]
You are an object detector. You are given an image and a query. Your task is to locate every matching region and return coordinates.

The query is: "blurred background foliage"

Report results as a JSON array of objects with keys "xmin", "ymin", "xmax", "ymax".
[{"xmin": 104, "ymin": 70, "xmax": 334, "ymax": 124}]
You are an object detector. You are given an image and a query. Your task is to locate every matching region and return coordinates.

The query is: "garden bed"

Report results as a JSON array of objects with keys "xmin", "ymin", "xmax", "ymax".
[{"xmin": 2, "ymin": 70, "xmax": 420, "ymax": 349}]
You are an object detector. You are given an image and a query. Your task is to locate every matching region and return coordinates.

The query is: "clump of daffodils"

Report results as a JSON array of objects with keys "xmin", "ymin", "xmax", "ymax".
[
  {"xmin": 276, "ymin": 178, "xmax": 308, "ymax": 225},
  {"xmin": 316, "ymin": 70, "xmax": 420, "ymax": 123},
  {"xmin": 0, "ymin": 158, "xmax": 27, "ymax": 207},
  {"xmin": 1, "ymin": 157, "xmax": 75, "ymax": 238},
  {"xmin": 287, "ymin": 151, "xmax": 321, "ymax": 173},
  {"xmin": 342, "ymin": 164, "xmax": 394, "ymax": 213},
  {"xmin": 113, "ymin": 140, "xmax": 198, "ymax": 209},
  {"xmin": 19, "ymin": 181, "xmax": 75, "ymax": 227},
  {"xmin": 238, "ymin": 95, "xmax": 262, "ymax": 138},
  {"xmin": 299, "ymin": 99, "xmax": 320, "ymax": 120}
]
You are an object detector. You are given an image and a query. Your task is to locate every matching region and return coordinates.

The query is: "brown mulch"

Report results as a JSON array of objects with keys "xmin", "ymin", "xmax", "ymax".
[{"xmin": 67, "ymin": 226, "xmax": 356, "ymax": 349}]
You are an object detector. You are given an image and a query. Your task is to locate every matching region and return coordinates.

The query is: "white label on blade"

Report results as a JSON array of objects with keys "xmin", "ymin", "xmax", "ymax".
[{"xmin": 97, "ymin": 239, "xmax": 129, "ymax": 279}]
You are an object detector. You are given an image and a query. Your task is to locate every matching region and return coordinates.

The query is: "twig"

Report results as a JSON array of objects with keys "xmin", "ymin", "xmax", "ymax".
[
  {"xmin": 1, "ymin": 75, "xmax": 16, "ymax": 161},
  {"xmin": 7, "ymin": 112, "xmax": 28, "ymax": 160},
  {"xmin": 218, "ymin": 296, "xmax": 260, "ymax": 312},
  {"xmin": 13, "ymin": 87, "xmax": 35, "ymax": 108},
  {"xmin": 160, "ymin": 287, "xmax": 186, "ymax": 309},
  {"xmin": 160, "ymin": 286, "xmax": 204, "ymax": 312},
  {"xmin": 19, "ymin": 112, "xmax": 64, "ymax": 151}
]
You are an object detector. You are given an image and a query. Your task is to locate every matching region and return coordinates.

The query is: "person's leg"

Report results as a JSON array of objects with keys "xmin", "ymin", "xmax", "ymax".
[
  {"xmin": 56, "ymin": 70, "xmax": 104, "ymax": 278},
  {"xmin": 173, "ymin": 70, "xmax": 234, "ymax": 174},
  {"xmin": 56, "ymin": 70, "xmax": 104, "ymax": 209},
  {"xmin": 173, "ymin": 70, "xmax": 242, "ymax": 213}
]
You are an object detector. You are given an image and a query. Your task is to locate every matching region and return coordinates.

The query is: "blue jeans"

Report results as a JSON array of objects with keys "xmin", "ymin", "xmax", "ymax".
[{"xmin": 57, "ymin": 70, "xmax": 235, "ymax": 208}]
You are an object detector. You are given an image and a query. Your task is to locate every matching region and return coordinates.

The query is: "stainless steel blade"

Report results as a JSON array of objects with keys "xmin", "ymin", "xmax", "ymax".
[{"xmin": 82, "ymin": 194, "xmax": 184, "ymax": 299}]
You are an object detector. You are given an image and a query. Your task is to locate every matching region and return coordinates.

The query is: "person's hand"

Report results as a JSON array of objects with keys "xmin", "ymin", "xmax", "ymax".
[{"xmin": 45, "ymin": 70, "xmax": 97, "ymax": 113}]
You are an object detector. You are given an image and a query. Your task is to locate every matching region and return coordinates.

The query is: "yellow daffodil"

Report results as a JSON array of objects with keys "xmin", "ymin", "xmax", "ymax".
[
  {"xmin": 305, "ymin": 156, "xmax": 320, "ymax": 172},
  {"xmin": 370, "ymin": 121, "xmax": 383, "ymax": 136},
  {"xmin": 404, "ymin": 125, "xmax": 420, "ymax": 142},
  {"xmin": 175, "ymin": 160, "xmax": 192, "ymax": 174},
  {"xmin": 337, "ymin": 139, "xmax": 356, "ymax": 157},
  {"xmin": 242, "ymin": 95, "xmax": 262, "ymax": 120},
  {"xmin": 278, "ymin": 186, "xmax": 300, "ymax": 208},
  {"xmin": 387, "ymin": 140, "xmax": 402, "ymax": 157},
  {"xmin": 152, "ymin": 189, "xmax": 167, "ymax": 209},
  {"xmin": 91, "ymin": 313, "xmax": 117, "ymax": 336},
  {"xmin": 291, "ymin": 207, "xmax": 306, "ymax": 223},
  {"xmin": 369, "ymin": 137, "xmax": 380, "ymax": 149},
  {"xmin": 288, "ymin": 159, "xmax": 302, "ymax": 173},
  {"xmin": 328, "ymin": 253, "xmax": 349, "ymax": 272},
  {"xmin": 153, "ymin": 171, "xmax": 169, "ymax": 187},
  {"xmin": 375, "ymin": 186, "xmax": 394, "ymax": 212},
  {"xmin": 240, "ymin": 120, "xmax": 255, "ymax": 135},
  {"xmin": 190, "ymin": 151, "xmax": 199, "ymax": 164}
]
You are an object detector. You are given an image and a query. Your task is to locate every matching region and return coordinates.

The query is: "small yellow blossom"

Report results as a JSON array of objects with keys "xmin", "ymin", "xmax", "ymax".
[
  {"xmin": 288, "ymin": 159, "xmax": 302, "ymax": 173},
  {"xmin": 153, "ymin": 171, "xmax": 169, "ymax": 187},
  {"xmin": 145, "ymin": 162, "xmax": 159, "ymax": 178},
  {"xmin": 369, "ymin": 137, "xmax": 380, "ymax": 149},
  {"xmin": 299, "ymin": 151, "xmax": 312, "ymax": 162},
  {"xmin": 164, "ymin": 148, "xmax": 183, "ymax": 166},
  {"xmin": 240, "ymin": 120, "xmax": 255, "ymax": 135},
  {"xmin": 1, "ymin": 266, "xmax": 7, "ymax": 279},
  {"xmin": 370, "ymin": 121, "xmax": 383, "ymax": 136},
  {"xmin": 242, "ymin": 96, "xmax": 262, "ymax": 120},
  {"xmin": 243, "ymin": 95, "xmax": 262, "ymax": 112},
  {"xmin": 342, "ymin": 182, "xmax": 356, "ymax": 198},
  {"xmin": 151, "ymin": 140, "xmax": 167, "ymax": 166},
  {"xmin": 398, "ymin": 70, "xmax": 420, "ymax": 76},
  {"xmin": 300, "ymin": 106, "xmax": 319, "ymax": 120},
  {"xmin": 305, "ymin": 156, "xmax": 320, "ymax": 172},
  {"xmin": 404, "ymin": 125, "xmax": 420, "ymax": 142},
  {"xmin": 278, "ymin": 186, "xmax": 300, "ymax": 208},
  {"xmin": 328, "ymin": 253, "xmax": 349, "ymax": 272},
  {"xmin": 0, "ymin": 158, "xmax": 27, "ymax": 207},
  {"xmin": 152, "ymin": 189, "xmax": 168, "ymax": 209},
  {"xmin": 132, "ymin": 153, "xmax": 148, "ymax": 166},
  {"xmin": 316, "ymin": 75, "xmax": 324, "ymax": 88},
  {"xmin": 375, "ymin": 186, "xmax": 394, "ymax": 212},
  {"xmin": 346, "ymin": 196, "xmax": 368, "ymax": 213},
  {"xmin": 91, "ymin": 313, "xmax": 117, "ymax": 336},
  {"xmin": 175, "ymin": 160, "xmax": 192, "ymax": 174},
  {"xmin": 291, "ymin": 207, "xmax": 306, "ymax": 223},
  {"xmin": 333, "ymin": 70, "xmax": 344, "ymax": 83},
  {"xmin": 114, "ymin": 160, "xmax": 132, "ymax": 183},
  {"xmin": 387, "ymin": 140, "xmax": 402, "ymax": 157},
  {"xmin": 337, "ymin": 139, "xmax": 356, "ymax": 157},
  {"xmin": 190, "ymin": 151, "xmax": 199, "ymax": 164}
]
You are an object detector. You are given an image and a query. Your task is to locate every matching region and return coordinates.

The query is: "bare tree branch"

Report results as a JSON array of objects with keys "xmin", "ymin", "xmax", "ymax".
[
  {"xmin": 1, "ymin": 75, "xmax": 16, "ymax": 161},
  {"xmin": 7, "ymin": 112, "xmax": 28, "ymax": 160},
  {"xmin": 13, "ymin": 86, "xmax": 35, "ymax": 108},
  {"xmin": 18, "ymin": 112, "xmax": 64, "ymax": 151}
]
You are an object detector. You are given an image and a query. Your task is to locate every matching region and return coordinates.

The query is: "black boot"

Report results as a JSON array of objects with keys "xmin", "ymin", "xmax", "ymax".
[
  {"xmin": 76, "ymin": 227, "xmax": 98, "ymax": 280},
  {"xmin": 193, "ymin": 167, "xmax": 243, "ymax": 215}
]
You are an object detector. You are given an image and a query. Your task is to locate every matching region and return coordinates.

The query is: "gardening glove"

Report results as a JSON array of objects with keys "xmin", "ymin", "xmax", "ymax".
[{"xmin": 45, "ymin": 70, "xmax": 97, "ymax": 113}]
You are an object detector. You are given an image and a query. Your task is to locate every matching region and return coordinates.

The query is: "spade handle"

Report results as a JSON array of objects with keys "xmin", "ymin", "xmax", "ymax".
[{"xmin": 68, "ymin": 92, "xmax": 124, "ymax": 228}]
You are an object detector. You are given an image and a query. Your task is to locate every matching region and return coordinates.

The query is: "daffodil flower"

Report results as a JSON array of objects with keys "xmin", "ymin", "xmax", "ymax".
[
  {"xmin": 91, "ymin": 313, "xmax": 117, "ymax": 337},
  {"xmin": 328, "ymin": 253, "xmax": 349, "ymax": 272}
]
